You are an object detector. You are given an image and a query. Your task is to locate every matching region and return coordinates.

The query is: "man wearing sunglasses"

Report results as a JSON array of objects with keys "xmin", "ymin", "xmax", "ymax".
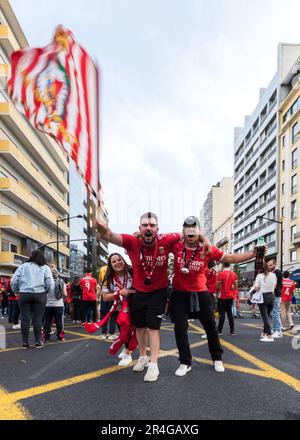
[
  {"xmin": 170, "ymin": 216, "xmax": 258, "ymax": 376},
  {"xmin": 95, "ymin": 212, "xmax": 210, "ymax": 382}
]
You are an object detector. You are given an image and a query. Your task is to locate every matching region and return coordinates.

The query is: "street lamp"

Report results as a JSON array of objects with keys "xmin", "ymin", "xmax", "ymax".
[
  {"xmin": 56, "ymin": 215, "xmax": 83, "ymax": 272},
  {"xmin": 256, "ymin": 215, "xmax": 283, "ymax": 272}
]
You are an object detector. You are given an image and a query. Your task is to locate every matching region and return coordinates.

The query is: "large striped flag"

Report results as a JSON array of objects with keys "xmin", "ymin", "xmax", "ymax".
[{"xmin": 7, "ymin": 25, "xmax": 100, "ymax": 199}]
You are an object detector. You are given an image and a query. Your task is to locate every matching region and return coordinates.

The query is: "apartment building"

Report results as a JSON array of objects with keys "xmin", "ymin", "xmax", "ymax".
[
  {"xmin": 214, "ymin": 214, "xmax": 234, "ymax": 255},
  {"xmin": 233, "ymin": 43, "xmax": 300, "ymax": 278},
  {"xmin": 69, "ymin": 161, "xmax": 108, "ymax": 278},
  {"xmin": 279, "ymin": 59, "xmax": 300, "ymax": 277},
  {"xmin": 200, "ymin": 177, "xmax": 234, "ymax": 244},
  {"xmin": 0, "ymin": 1, "xmax": 70, "ymax": 280}
]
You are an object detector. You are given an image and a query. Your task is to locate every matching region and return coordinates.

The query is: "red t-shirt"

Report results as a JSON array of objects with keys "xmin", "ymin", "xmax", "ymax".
[
  {"xmin": 172, "ymin": 242, "xmax": 224, "ymax": 292},
  {"xmin": 281, "ymin": 278, "xmax": 295, "ymax": 302},
  {"xmin": 80, "ymin": 275, "xmax": 97, "ymax": 301},
  {"xmin": 217, "ymin": 269, "xmax": 238, "ymax": 299},
  {"xmin": 121, "ymin": 233, "xmax": 181, "ymax": 293},
  {"xmin": 205, "ymin": 269, "xmax": 217, "ymax": 294}
]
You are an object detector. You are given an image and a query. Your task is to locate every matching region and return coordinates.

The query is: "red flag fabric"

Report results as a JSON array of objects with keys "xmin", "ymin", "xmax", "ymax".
[{"xmin": 7, "ymin": 25, "xmax": 100, "ymax": 199}]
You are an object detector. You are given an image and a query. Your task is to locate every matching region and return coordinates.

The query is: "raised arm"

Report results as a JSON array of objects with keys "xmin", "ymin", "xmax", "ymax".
[
  {"xmin": 222, "ymin": 249, "xmax": 255, "ymax": 265},
  {"xmin": 95, "ymin": 209, "xmax": 122, "ymax": 246}
]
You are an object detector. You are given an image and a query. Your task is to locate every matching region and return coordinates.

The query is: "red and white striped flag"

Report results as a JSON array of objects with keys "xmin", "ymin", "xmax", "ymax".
[{"xmin": 7, "ymin": 25, "xmax": 100, "ymax": 199}]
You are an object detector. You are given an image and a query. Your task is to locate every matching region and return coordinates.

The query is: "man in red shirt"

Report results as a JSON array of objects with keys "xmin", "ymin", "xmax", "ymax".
[
  {"xmin": 170, "ymin": 216, "xmax": 255, "ymax": 376},
  {"xmin": 216, "ymin": 263, "xmax": 238, "ymax": 336},
  {"xmin": 96, "ymin": 212, "xmax": 210, "ymax": 382},
  {"xmin": 281, "ymin": 271, "xmax": 296, "ymax": 330},
  {"xmin": 80, "ymin": 271, "xmax": 98, "ymax": 324}
]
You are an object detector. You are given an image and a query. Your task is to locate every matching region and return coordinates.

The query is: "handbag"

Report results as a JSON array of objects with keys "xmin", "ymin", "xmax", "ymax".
[{"xmin": 251, "ymin": 290, "xmax": 263, "ymax": 304}]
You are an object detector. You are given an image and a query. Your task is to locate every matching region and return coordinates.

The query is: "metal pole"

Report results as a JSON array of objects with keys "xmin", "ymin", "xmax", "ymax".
[
  {"xmin": 56, "ymin": 219, "xmax": 59, "ymax": 271},
  {"xmin": 280, "ymin": 221, "xmax": 283, "ymax": 273},
  {"xmin": 86, "ymin": 189, "xmax": 91, "ymax": 272}
]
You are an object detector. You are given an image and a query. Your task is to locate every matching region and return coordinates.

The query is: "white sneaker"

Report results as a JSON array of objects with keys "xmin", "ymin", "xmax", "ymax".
[
  {"xmin": 99, "ymin": 334, "xmax": 107, "ymax": 340},
  {"xmin": 144, "ymin": 363, "xmax": 160, "ymax": 382},
  {"xmin": 201, "ymin": 334, "xmax": 207, "ymax": 339},
  {"xmin": 175, "ymin": 364, "xmax": 192, "ymax": 377},
  {"xmin": 12, "ymin": 324, "xmax": 21, "ymax": 330},
  {"xmin": 260, "ymin": 336, "xmax": 274, "ymax": 342},
  {"xmin": 118, "ymin": 354, "xmax": 133, "ymax": 367},
  {"xmin": 133, "ymin": 356, "xmax": 149, "ymax": 372},
  {"xmin": 118, "ymin": 347, "xmax": 127, "ymax": 359},
  {"xmin": 107, "ymin": 334, "xmax": 117, "ymax": 340},
  {"xmin": 214, "ymin": 361, "xmax": 225, "ymax": 373},
  {"xmin": 272, "ymin": 331, "xmax": 283, "ymax": 339}
]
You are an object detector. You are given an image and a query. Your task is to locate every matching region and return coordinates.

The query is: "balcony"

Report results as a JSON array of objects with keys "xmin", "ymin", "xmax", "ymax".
[
  {"xmin": 0, "ymin": 63, "xmax": 8, "ymax": 89},
  {"xmin": 293, "ymin": 233, "xmax": 300, "ymax": 246},
  {"xmin": 0, "ymin": 24, "xmax": 20, "ymax": 56},
  {"xmin": 0, "ymin": 140, "xmax": 68, "ymax": 214},
  {"xmin": 0, "ymin": 103, "xmax": 68, "ymax": 192},
  {"xmin": 0, "ymin": 215, "xmax": 69, "ymax": 256},
  {"xmin": 268, "ymin": 100, "xmax": 277, "ymax": 114},
  {"xmin": 0, "ymin": 251, "xmax": 29, "ymax": 268},
  {"xmin": 0, "ymin": 178, "xmax": 69, "ymax": 235},
  {"xmin": 216, "ymin": 237, "xmax": 228, "ymax": 248}
]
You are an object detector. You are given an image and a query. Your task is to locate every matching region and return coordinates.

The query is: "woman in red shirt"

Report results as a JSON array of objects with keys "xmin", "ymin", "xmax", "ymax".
[{"xmin": 281, "ymin": 271, "xmax": 295, "ymax": 330}]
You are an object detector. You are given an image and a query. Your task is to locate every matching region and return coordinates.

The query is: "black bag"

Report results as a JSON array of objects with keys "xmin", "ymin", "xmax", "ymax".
[{"xmin": 54, "ymin": 278, "xmax": 64, "ymax": 300}]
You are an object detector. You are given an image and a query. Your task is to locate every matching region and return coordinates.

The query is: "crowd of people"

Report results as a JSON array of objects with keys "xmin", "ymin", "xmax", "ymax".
[{"xmin": 0, "ymin": 212, "xmax": 299, "ymax": 382}]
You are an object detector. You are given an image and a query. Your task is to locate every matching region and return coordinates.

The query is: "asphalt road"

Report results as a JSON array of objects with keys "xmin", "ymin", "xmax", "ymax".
[{"xmin": 0, "ymin": 313, "xmax": 300, "ymax": 421}]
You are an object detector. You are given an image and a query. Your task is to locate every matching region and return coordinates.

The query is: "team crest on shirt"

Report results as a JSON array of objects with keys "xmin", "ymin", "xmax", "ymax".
[{"xmin": 159, "ymin": 247, "xmax": 165, "ymax": 255}]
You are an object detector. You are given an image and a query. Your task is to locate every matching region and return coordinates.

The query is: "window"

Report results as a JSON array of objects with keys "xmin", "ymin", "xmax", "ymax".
[
  {"xmin": 282, "ymin": 183, "xmax": 285, "ymax": 195},
  {"xmin": 282, "ymin": 160, "xmax": 285, "ymax": 171},
  {"xmin": 292, "ymin": 122, "xmax": 299, "ymax": 144},
  {"xmin": 31, "ymin": 222, "xmax": 39, "ymax": 231},
  {"xmin": 292, "ymin": 149, "xmax": 298, "ymax": 169},
  {"xmin": 1, "ymin": 239, "xmax": 9, "ymax": 252},
  {"xmin": 0, "ymin": 203, "xmax": 18, "ymax": 216},
  {"xmin": 291, "ymin": 174, "xmax": 297, "ymax": 195},
  {"xmin": 290, "ymin": 249, "xmax": 297, "ymax": 262},
  {"xmin": 291, "ymin": 225, "xmax": 296, "ymax": 242},
  {"xmin": 48, "ymin": 231, "xmax": 53, "ymax": 239},
  {"xmin": 282, "ymin": 136, "xmax": 286, "ymax": 148},
  {"xmin": 281, "ymin": 207, "xmax": 284, "ymax": 217},
  {"xmin": 10, "ymin": 244, "xmax": 17, "ymax": 253},
  {"xmin": 268, "ymin": 208, "xmax": 275, "ymax": 219},
  {"xmin": 291, "ymin": 200, "xmax": 297, "ymax": 220}
]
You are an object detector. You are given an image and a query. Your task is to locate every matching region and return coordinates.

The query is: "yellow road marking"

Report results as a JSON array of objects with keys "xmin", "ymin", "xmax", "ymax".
[
  {"xmin": 0, "ymin": 337, "xmax": 98, "ymax": 354},
  {"xmin": 189, "ymin": 322, "xmax": 300, "ymax": 393},
  {"xmin": 0, "ymin": 387, "xmax": 29, "ymax": 420}
]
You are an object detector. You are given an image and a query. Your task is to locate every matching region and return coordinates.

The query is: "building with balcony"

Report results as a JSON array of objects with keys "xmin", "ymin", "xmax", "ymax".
[
  {"xmin": 233, "ymin": 43, "xmax": 300, "ymax": 278},
  {"xmin": 200, "ymin": 177, "xmax": 234, "ymax": 244},
  {"xmin": 69, "ymin": 161, "xmax": 108, "ymax": 279},
  {"xmin": 0, "ymin": 1, "xmax": 70, "ymax": 280},
  {"xmin": 279, "ymin": 58, "xmax": 300, "ymax": 278}
]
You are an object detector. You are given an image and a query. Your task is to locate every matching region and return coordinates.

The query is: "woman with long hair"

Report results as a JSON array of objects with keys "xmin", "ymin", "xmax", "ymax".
[
  {"xmin": 101, "ymin": 253, "xmax": 136, "ymax": 366},
  {"xmin": 253, "ymin": 262, "xmax": 277, "ymax": 342},
  {"xmin": 11, "ymin": 250, "xmax": 53, "ymax": 349}
]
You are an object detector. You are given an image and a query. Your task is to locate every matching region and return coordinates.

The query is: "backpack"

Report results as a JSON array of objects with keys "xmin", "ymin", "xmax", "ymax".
[{"xmin": 54, "ymin": 278, "xmax": 64, "ymax": 300}]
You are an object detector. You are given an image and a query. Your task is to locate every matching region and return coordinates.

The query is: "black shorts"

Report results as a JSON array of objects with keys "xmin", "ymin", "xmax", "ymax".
[{"xmin": 130, "ymin": 288, "xmax": 168, "ymax": 330}]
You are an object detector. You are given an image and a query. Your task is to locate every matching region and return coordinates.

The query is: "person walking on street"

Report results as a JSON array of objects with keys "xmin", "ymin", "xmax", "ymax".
[
  {"xmin": 43, "ymin": 267, "xmax": 67, "ymax": 342},
  {"xmin": 11, "ymin": 250, "xmax": 54, "ymax": 349},
  {"xmin": 280, "ymin": 271, "xmax": 295, "ymax": 331},
  {"xmin": 170, "ymin": 216, "xmax": 259, "ymax": 377},
  {"xmin": 216, "ymin": 263, "xmax": 238, "ymax": 336},
  {"xmin": 253, "ymin": 262, "xmax": 277, "ymax": 342},
  {"xmin": 266, "ymin": 259, "xmax": 283, "ymax": 338},
  {"xmin": 69, "ymin": 277, "xmax": 83, "ymax": 324},
  {"xmin": 80, "ymin": 271, "xmax": 98, "ymax": 324}
]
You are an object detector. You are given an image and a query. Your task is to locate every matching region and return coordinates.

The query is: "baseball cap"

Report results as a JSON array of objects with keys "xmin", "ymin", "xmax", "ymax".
[{"xmin": 183, "ymin": 216, "xmax": 201, "ymax": 229}]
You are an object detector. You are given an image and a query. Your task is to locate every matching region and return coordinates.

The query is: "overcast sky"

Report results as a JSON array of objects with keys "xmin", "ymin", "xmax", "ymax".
[{"xmin": 10, "ymin": 0, "xmax": 300, "ymax": 238}]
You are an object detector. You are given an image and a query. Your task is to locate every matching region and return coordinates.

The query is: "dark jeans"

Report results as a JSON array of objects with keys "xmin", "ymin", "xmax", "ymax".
[
  {"xmin": 218, "ymin": 298, "xmax": 234, "ymax": 334},
  {"xmin": 82, "ymin": 300, "xmax": 97, "ymax": 323},
  {"xmin": 71, "ymin": 300, "xmax": 82, "ymax": 321},
  {"xmin": 258, "ymin": 292, "xmax": 274, "ymax": 336},
  {"xmin": 12, "ymin": 301, "xmax": 20, "ymax": 325},
  {"xmin": 43, "ymin": 307, "xmax": 64, "ymax": 340},
  {"xmin": 8, "ymin": 300, "xmax": 14, "ymax": 323},
  {"xmin": 19, "ymin": 292, "xmax": 47, "ymax": 344},
  {"xmin": 170, "ymin": 290, "xmax": 223, "ymax": 365}
]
